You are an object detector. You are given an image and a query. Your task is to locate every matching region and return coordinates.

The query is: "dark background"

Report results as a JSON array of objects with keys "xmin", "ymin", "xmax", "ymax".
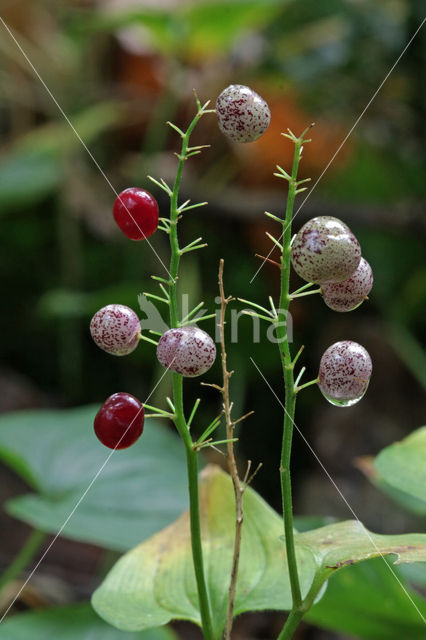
[{"xmin": 0, "ymin": 1, "xmax": 425, "ymax": 638}]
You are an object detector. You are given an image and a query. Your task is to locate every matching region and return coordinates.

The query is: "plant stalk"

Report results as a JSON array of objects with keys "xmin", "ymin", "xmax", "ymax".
[
  {"xmin": 0, "ymin": 529, "xmax": 46, "ymax": 593},
  {"xmin": 276, "ymin": 135, "xmax": 306, "ymax": 612},
  {"xmin": 277, "ymin": 570, "xmax": 328, "ymax": 640},
  {"xmin": 167, "ymin": 104, "xmax": 214, "ymax": 640}
]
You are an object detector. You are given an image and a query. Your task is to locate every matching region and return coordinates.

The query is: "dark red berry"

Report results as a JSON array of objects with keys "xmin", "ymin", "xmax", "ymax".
[
  {"xmin": 90, "ymin": 304, "xmax": 141, "ymax": 356},
  {"xmin": 113, "ymin": 188, "xmax": 159, "ymax": 241},
  {"xmin": 157, "ymin": 326, "xmax": 216, "ymax": 377},
  {"xmin": 94, "ymin": 392, "xmax": 144, "ymax": 449}
]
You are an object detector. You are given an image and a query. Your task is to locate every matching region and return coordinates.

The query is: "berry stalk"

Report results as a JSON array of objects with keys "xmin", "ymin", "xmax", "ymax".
[
  {"xmin": 274, "ymin": 127, "xmax": 313, "ymax": 621},
  {"xmin": 165, "ymin": 97, "xmax": 215, "ymax": 640}
]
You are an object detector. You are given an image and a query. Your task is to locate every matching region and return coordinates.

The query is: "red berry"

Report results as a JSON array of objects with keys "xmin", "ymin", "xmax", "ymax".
[
  {"xmin": 216, "ymin": 85, "xmax": 271, "ymax": 143},
  {"xmin": 113, "ymin": 188, "xmax": 159, "ymax": 241},
  {"xmin": 291, "ymin": 216, "xmax": 361, "ymax": 284},
  {"xmin": 318, "ymin": 341, "xmax": 372, "ymax": 407},
  {"xmin": 157, "ymin": 326, "xmax": 216, "ymax": 377},
  {"xmin": 94, "ymin": 392, "xmax": 144, "ymax": 449},
  {"xmin": 90, "ymin": 304, "xmax": 141, "ymax": 356},
  {"xmin": 321, "ymin": 257, "xmax": 373, "ymax": 312}
]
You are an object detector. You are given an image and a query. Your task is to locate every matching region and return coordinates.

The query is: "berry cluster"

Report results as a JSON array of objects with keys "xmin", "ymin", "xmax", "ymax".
[
  {"xmin": 290, "ymin": 214, "xmax": 373, "ymax": 404},
  {"xmin": 215, "ymin": 84, "xmax": 373, "ymax": 407},
  {"xmin": 90, "ymin": 85, "xmax": 373, "ymax": 449},
  {"xmin": 90, "ymin": 182, "xmax": 216, "ymax": 448}
]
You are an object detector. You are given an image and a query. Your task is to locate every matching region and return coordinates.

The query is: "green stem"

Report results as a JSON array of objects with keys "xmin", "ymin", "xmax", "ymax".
[
  {"xmin": 277, "ymin": 608, "xmax": 305, "ymax": 640},
  {"xmin": 277, "ymin": 570, "xmax": 329, "ymax": 640},
  {"xmin": 276, "ymin": 136, "xmax": 305, "ymax": 613},
  {"xmin": 166, "ymin": 104, "xmax": 214, "ymax": 640},
  {"xmin": 0, "ymin": 529, "xmax": 46, "ymax": 593}
]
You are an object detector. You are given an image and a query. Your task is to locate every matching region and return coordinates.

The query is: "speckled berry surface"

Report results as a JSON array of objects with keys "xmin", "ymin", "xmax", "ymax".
[
  {"xmin": 90, "ymin": 304, "xmax": 141, "ymax": 356},
  {"xmin": 321, "ymin": 257, "xmax": 373, "ymax": 312},
  {"xmin": 113, "ymin": 187, "xmax": 159, "ymax": 241},
  {"xmin": 291, "ymin": 216, "xmax": 361, "ymax": 284},
  {"xmin": 318, "ymin": 341, "xmax": 372, "ymax": 406},
  {"xmin": 216, "ymin": 84, "xmax": 271, "ymax": 143},
  {"xmin": 94, "ymin": 392, "xmax": 144, "ymax": 449},
  {"xmin": 157, "ymin": 326, "xmax": 216, "ymax": 377}
]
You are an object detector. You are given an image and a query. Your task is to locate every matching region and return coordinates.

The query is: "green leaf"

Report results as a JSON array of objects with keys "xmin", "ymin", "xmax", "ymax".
[
  {"xmin": 92, "ymin": 466, "xmax": 426, "ymax": 636},
  {"xmin": 374, "ymin": 426, "xmax": 426, "ymax": 509},
  {"xmin": 0, "ymin": 406, "xmax": 188, "ymax": 551},
  {"xmin": 92, "ymin": 465, "xmax": 317, "ymax": 636},
  {"xmin": 306, "ymin": 557, "xmax": 426, "ymax": 640},
  {"xmin": 357, "ymin": 454, "xmax": 426, "ymax": 517},
  {"xmin": 0, "ymin": 602, "xmax": 177, "ymax": 640},
  {"xmin": 297, "ymin": 519, "xmax": 426, "ymax": 571}
]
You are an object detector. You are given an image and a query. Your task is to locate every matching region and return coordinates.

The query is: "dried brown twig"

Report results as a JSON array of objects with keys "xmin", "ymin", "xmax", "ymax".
[{"xmin": 217, "ymin": 259, "xmax": 262, "ymax": 640}]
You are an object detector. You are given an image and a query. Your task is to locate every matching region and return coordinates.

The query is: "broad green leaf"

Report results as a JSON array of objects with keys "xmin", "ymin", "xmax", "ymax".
[
  {"xmin": 92, "ymin": 466, "xmax": 426, "ymax": 637},
  {"xmin": 306, "ymin": 557, "xmax": 426, "ymax": 640},
  {"xmin": 0, "ymin": 406, "xmax": 188, "ymax": 551},
  {"xmin": 374, "ymin": 427, "xmax": 426, "ymax": 508},
  {"xmin": 92, "ymin": 465, "xmax": 317, "ymax": 636},
  {"xmin": 297, "ymin": 519, "xmax": 426, "ymax": 572},
  {"xmin": 356, "ymin": 454, "xmax": 426, "ymax": 517},
  {"xmin": 0, "ymin": 602, "xmax": 177, "ymax": 640}
]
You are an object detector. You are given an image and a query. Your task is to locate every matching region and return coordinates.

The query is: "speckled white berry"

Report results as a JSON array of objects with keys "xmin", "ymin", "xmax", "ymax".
[
  {"xmin": 90, "ymin": 304, "xmax": 141, "ymax": 356},
  {"xmin": 291, "ymin": 216, "xmax": 361, "ymax": 284},
  {"xmin": 157, "ymin": 326, "xmax": 216, "ymax": 377},
  {"xmin": 321, "ymin": 257, "xmax": 373, "ymax": 312},
  {"xmin": 318, "ymin": 340, "xmax": 372, "ymax": 406},
  {"xmin": 216, "ymin": 84, "xmax": 271, "ymax": 143}
]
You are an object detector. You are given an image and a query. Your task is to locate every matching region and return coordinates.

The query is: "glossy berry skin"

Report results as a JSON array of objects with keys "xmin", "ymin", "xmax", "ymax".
[
  {"xmin": 113, "ymin": 187, "xmax": 159, "ymax": 240},
  {"xmin": 90, "ymin": 304, "xmax": 141, "ymax": 356},
  {"xmin": 321, "ymin": 257, "xmax": 373, "ymax": 312},
  {"xmin": 94, "ymin": 392, "xmax": 144, "ymax": 449},
  {"xmin": 318, "ymin": 341, "xmax": 372, "ymax": 407},
  {"xmin": 216, "ymin": 84, "xmax": 271, "ymax": 143},
  {"xmin": 291, "ymin": 216, "xmax": 361, "ymax": 284},
  {"xmin": 157, "ymin": 326, "xmax": 216, "ymax": 377}
]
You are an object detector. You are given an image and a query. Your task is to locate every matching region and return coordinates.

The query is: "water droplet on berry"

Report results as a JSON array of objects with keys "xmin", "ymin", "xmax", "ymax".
[
  {"xmin": 318, "ymin": 340, "xmax": 372, "ymax": 407},
  {"xmin": 157, "ymin": 326, "xmax": 216, "ymax": 377},
  {"xmin": 216, "ymin": 84, "xmax": 271, "ymax": 143}
]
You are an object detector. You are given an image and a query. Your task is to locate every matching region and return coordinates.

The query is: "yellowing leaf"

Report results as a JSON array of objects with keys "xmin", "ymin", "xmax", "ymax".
[
  {"xmin": 92, "ymin": 466, "xmax": 426, "ymax": 637},
  {"xmin": 92, "ymin": 465, "xmax": 316, "ymax": 637}
]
